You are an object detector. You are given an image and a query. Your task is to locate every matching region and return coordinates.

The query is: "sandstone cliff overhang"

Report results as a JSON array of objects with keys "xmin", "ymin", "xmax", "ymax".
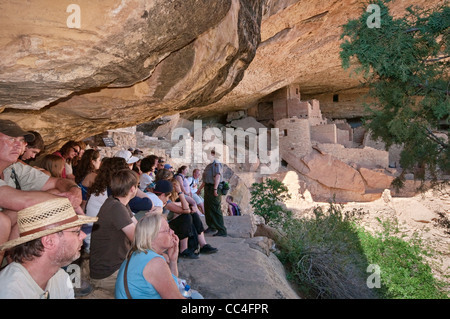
[
  {"xmin": 0, "ymin": 0, "xmax": 263, "ymax": 150},
  {"xmin": 0, "ymin": 0, "xmax": 442, "ymax": 151}
]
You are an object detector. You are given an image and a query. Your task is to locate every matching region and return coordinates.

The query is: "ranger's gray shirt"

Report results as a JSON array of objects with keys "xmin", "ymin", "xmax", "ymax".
[{"xmin": 202, "ymin": 159, "xmax": 223, "ymax": 185}]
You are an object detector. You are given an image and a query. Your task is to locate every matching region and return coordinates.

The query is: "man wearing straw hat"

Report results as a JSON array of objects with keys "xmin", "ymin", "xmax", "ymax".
[
  {"xmin": 0, "ymin": 119, "xmax": 83, "ymax": 265},
  {"xmin": 0, "ymin": 197, "xmax": 97, "ymax": 299}
]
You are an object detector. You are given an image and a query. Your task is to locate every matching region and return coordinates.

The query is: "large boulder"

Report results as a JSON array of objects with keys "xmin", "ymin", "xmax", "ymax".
[
  {"xmin": 299, "ymin": 151, "xmax": 365, "ymax": 193},
  {"xmin": 280, "ymin": 148, "xmax": 387, "ymax": 202},
  {"xmin": 177, "ymin": 216, "xmax": 300, "ymax": 299},
  {"xmin": 359, "ymin": 167, "xmax": 395, "ymax": 191}
]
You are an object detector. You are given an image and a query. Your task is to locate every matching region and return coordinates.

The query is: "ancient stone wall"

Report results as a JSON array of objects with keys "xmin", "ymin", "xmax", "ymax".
[
  {"xmin": 310, "ymin": 124, "xmax": 337, "ymax": 144},
  {"xmin": 276, "ymin": 118, "xmax": 312, "ymax": 159},
  {"xmin": 336, "ymin": 128, "xmax": 352, "ymax": 147},
  {"xmin": 363, "ymin": 131, "xmax": 403, "ymax": 168}
]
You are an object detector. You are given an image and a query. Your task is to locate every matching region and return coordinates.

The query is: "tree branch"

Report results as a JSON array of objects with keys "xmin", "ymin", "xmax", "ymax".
[
  {"xmin": 424, "ymin": 55, "xmax": 450, "ymax": 63},
  {"xmin": 425, "ymin": 128, "xmax": 449, "ymax": 149}
]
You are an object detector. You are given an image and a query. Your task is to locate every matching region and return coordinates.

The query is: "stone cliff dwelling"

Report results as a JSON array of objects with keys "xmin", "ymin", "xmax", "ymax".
[
  {"xmin": 244, "ymin": 83, "xmax": 405, "ymax": 202},
  {"xmin": 84, "ymin": 78, "xmax": 432, "ymax": 207}
]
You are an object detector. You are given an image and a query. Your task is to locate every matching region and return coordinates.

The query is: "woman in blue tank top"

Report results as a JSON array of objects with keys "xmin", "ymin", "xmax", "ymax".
[{"xmin": 115, "ymin": 213, "xmax": 185, "ymax": 299}]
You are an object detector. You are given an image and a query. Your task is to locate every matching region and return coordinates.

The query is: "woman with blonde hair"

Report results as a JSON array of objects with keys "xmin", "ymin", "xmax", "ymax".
[
  {"xmin": 38, "ymin": 154, "xmax": 65, "ymax": 178},
  {"xmin": 115, "ymin": 213, "xmax": 202, "ymax": 299}
]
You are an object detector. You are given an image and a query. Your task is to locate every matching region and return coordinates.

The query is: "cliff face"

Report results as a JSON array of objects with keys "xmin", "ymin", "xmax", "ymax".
[
  {"xmin": 0, "ymin": 0, "xmax": 263, "ymax": 149},
  {"xmin": 0, "ymin": 0, "xmax": 441, "ymax": 149}
]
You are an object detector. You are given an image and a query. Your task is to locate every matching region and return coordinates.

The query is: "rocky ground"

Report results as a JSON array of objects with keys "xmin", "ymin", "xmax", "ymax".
[{"xmin": 348, "ymin": 186, "xmax": 450, "ymax": 293}]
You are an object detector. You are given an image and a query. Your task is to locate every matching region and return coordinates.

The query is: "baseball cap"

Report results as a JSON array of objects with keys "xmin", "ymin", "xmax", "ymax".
[
  {"xmin": 0, "ymin": 119, "xmax": 35, "ymax": 143},
  {"xmin": 164, "ymin": 163, "xmax": 173, "ymax": 169},
  {"xmin": 114, "ymin": 150, "xmax": 140, "ymax": 164},
  {"xmin": 153, "ymin": 180, "xmax": 173, "ymax": 194}
]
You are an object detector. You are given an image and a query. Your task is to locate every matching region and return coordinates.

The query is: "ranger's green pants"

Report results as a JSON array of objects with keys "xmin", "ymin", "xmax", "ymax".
[{"xmin": 204, "ymin": 183, "xmax": 227, "ymax": 235}]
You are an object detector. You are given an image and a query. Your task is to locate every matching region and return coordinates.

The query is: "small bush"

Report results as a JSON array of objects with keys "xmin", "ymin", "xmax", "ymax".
[
  {"xmin": 278, "ymin": 203, "xmax": 376, "ymax": 299},
  {"xmin": 356, "ymin": 219, "xmax": 449, "ymax": 299},
  {"xmin": 250, "ymin": 178, "xmax": 292, "ymax": 228}
]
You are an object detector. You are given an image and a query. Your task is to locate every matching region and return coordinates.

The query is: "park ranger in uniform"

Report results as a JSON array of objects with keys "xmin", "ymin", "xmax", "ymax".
[{"xmin": 198, "ymin": 150, "xmax": 227, "ymax": 237}]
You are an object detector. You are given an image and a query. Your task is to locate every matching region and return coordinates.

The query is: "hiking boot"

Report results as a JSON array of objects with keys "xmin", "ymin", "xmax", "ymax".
[
  {"xmin": 179, "ymin": 249, "xmax": 199, "ymax": 259},
  {"xmin": 199, "ymin": 244, "xmax": 218, "ymax": 254}
]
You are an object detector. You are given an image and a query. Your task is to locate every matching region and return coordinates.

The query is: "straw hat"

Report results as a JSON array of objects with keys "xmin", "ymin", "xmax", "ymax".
[{"xmin": 0, "ymin": 198, "xmax": 98, "ymax": 251}]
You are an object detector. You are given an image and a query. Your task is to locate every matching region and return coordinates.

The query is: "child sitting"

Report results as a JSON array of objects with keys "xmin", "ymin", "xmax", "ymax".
[{"xmin": 226, "ymin": 195, "xmax": 241, "ymax": 216}]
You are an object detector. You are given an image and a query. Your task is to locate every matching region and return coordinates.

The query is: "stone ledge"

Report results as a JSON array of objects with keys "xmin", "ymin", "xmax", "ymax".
[
  {"xmin": 178, "ymin": 235, "xmax": 300, "ymax": 299},
  {"xmin": 79, "ymin": 214, "xmax": 299, "ymax": 299}
]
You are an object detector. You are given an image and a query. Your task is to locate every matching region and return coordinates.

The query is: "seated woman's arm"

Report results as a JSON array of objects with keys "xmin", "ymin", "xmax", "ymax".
[
  {"xmin": 165, "ymin": 201, "xmax": 191, "ymax": 214},
  {"xmin": 143, "ymin": 257, "xmax": 185, "ymax": 299}
]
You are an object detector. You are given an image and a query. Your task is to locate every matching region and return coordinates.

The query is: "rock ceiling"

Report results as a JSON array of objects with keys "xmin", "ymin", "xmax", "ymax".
[{"xmin": 0, "ymin": 0, "xmax": 442, "ymax": 150}]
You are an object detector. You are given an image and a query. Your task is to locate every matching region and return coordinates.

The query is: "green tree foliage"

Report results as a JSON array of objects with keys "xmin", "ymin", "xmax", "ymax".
[
  {"xmin": 250, "ymin": 178, "xmax": 291, "ymax": 228},
  {"xmin": 340, "ymin": 0, "xmax": 449, "ymax": 185}
]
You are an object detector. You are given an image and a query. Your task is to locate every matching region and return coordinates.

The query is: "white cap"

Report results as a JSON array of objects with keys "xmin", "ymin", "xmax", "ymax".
[{"xmin": 114, "ymin": 150, "xmax": 140, "ymax": 164}]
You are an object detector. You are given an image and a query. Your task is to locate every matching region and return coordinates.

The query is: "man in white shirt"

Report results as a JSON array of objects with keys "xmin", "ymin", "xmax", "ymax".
[
  {"xmin": 187, "ymin": 168, "xmax": 205, "ymax": 216},
  {"xmin": 0, "ymin": 120, "xmax": 83, "ymax": 265},
  {"xmin": 0, "ymin": 198, "xmax": 97, "ymax": 299},
  {"xmin": 141, "ymin": 180, "xmax": 170, "ymax": 217}
]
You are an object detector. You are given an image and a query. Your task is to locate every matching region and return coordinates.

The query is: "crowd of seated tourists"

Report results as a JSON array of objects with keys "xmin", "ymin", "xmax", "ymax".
[{"xmin": 0, "ymin": 120, "xmax": 228, "ymax": 299}]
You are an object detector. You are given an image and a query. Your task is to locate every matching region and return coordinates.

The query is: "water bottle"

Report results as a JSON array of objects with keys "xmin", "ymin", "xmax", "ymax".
[{"xmin": 182, "ymin": 285, "xmax": 192, "ymax": 299}]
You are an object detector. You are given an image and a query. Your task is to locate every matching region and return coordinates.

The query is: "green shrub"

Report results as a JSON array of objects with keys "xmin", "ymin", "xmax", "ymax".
[
  {"xmin": 250, "ymin": 180, "xmax": 449, "ymax": 299},
  {"xmin": 278, "ymin": 203, "xmax": 376, "ymax": 299},
  {"xmin": 356, "ymin": 219, "xmax": 449, "ymax": 299},
  {"xmin": 250, "ymin": 178, "xmax": 292, "ymax": 228}
]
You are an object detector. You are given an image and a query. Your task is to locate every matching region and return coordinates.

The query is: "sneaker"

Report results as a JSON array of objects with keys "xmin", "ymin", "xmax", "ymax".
[
  {"xmin": 199, "ymin": 244, "xmax": 218, "ymax": 254},
  {"xmin": 74, "ymin": 279, "xmax": 93, "ymax": 297},
  {"xmin": 213, "ymin": 231, "xmax": 227, "ymax": 237},
  {"xmin": 204, "ymin": 228, "xmax": 217, "ymax": 234},
  {"xmin": 179, "ymin": 249, "xmax": 199, "ymax": 259}
]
